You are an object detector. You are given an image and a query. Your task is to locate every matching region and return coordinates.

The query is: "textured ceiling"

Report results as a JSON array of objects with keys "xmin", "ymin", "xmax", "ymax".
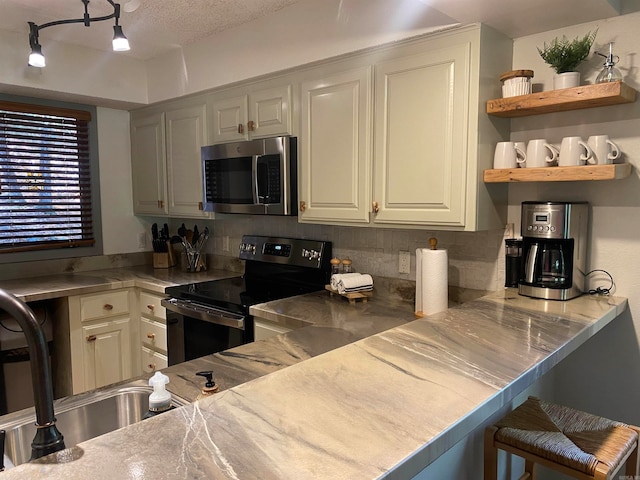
[{"xmin": 1, "ymin": 0, "xmax": 638, "ymax": 61}]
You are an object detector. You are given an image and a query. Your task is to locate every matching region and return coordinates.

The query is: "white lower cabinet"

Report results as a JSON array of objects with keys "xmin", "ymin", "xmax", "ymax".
[
  {"xmin": 68, "ymin": 289, "xmax": 135, "ymax": 394},
  {"xmin": 254, "ymin": 318, "xmax": 292, "ymax": 341},
  {"xmin": 138, "ymin": 290, "xmax": 168, "ymax": 374}
]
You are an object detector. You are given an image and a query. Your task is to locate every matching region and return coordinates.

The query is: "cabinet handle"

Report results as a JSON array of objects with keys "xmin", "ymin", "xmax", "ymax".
[
  {"xmin": 158, "ymin": 200, "xmax": 164, "ymax": 209},
  {"xmin": 147, "ymin": 332, "xmax": 156, "ymax": 339},
  {"xmin": 147, "ymin": 304, "xmax": 155, "ymax": 311},
  {"xmin": 198, "ymin": 201, "xmax": 203, "ymax": 211},
  {"xmin": 86, "ymin": 335, "xmax": 97, "ymax": 342},
  {"xmin": 103, "ymin": 304, "xmax": 113, "ymax": 311},
  {"xmin": 372, "ymin": 201, "xmax": 379, "ymax": 213},
  {"xmin": 237, "ymin": 123, "xmax": 244, "ymax": 134},
  {"xmin": 299, "ymin": 201, "xmax": 306, "ymax": 212},
  {"xmin": 247, "ymin": 120, "xmax": 255, "ymax": 132},
  {"xmin": 148, "ymin": 363, "xmax": 156, "ymax": 371}
]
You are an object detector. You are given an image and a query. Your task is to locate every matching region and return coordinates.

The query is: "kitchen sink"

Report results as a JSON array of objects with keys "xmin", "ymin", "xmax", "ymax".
[{"xmin": 0, "ymin": 379, "xmax": 189, "ymax": 468}]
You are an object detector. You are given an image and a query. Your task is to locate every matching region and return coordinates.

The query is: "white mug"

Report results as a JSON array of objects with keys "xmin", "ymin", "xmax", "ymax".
[
  {"xmin": 525, "ymin": 139, "xmax": 558, "ymax": 168},
  {"xmin": 587, "ymin": 135, "xmax": 620, "ymax": 165},
  {"xmin": 559, "ymin": 136, "xmax": 593, "ymax": 166},
  {"xmin": 493, "ymin": 141, "xmax": 526, "ymax": 169}
]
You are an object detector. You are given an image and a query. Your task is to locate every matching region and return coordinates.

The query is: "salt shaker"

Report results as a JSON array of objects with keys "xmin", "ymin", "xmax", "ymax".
[
  {"xmin": 341, "ymin": 258, "xmax": 353, "ymax": 273},
  {"xmin": 330, "ymin": 258, "xmax": 341, "ymax": 275}
]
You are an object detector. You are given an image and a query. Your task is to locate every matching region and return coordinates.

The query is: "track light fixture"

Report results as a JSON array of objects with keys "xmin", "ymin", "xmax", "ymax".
[{"xmin": 28, "ymin": 0, "xmax": 130, "ymax": 67}]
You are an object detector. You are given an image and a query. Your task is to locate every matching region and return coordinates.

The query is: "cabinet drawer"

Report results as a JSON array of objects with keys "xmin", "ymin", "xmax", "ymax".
[
  {"xmin": 80, "ymin": 290, "xmax": 130, "ymax": 321},
  {"xmin": 139, "ymin": 291, "xmax": 166, "ymax": 320},
  {"xmin": 141, "ymin": 346, "xmax": 168, "ymax": 374},
  {"xmin": 140, "ymin": 317, "xmax": 167, "ymax": 352}
]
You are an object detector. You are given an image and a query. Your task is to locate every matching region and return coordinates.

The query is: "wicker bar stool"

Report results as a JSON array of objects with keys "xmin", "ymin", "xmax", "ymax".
[{"xmin": 484, "ymin": 397, "xmax": 640, "ymax": 480}]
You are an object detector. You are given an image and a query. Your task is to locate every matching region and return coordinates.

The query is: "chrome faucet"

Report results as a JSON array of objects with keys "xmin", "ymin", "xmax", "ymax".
[{"xmin": 0, "ymin": 288, "xmax": 65, "ymax": 460}]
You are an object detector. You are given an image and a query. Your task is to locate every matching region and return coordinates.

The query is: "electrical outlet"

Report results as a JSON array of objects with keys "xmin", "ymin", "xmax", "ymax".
[
  {"xmin": 398, "ymin": 251, "xmax": 410, "ymax": 274},
  {"xmin": 137, "ymin": 232, "xmax": 146, "ymax": 249},
  {"xmin": 223, "ymin": 235, "xmax": 230, "ymax": 252},
  {"xmin": 505, "ymin": 223, "xmax": 515, "ymax": 238}
]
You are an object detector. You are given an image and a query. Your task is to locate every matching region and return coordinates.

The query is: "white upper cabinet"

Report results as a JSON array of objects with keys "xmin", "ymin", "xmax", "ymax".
[
  {"xmin": 372, "ymin": 43, "xmax": 469, "ymax": 227},
  {"xmin": 165, "ymin": 104, "xmax": 209, "ymax": 218},
  {"xmin": 210, "ymin": 83, "xmax": 293, "ymax": 144},
  {"xmin": 131, "ymin": 113, "xmax": 167, "ymax": 215},
  {"xmin": 298, "ymin": 24, "xmax": 511, "ymax": 231},
  {"xmin": 299, "ymin": 66, "xmax": 372, "ymax": 223},
  {"xmin": 131, "ymin": 98, "xmax": 211, "ymax": 219}
]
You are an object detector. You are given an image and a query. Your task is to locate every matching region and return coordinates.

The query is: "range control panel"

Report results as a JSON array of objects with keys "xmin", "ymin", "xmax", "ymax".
[{"xmin": 239, "ymin": 235, "xmax": 331, "ymax": 269}]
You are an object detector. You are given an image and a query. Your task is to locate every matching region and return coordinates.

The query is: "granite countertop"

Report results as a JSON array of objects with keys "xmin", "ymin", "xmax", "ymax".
[
  {"xmin": 0, "ymin": 287, "xmax": 626, "ymax": 479},
  {"xmin": 0, "ymin": 265, "xmax": 240, "ymax": 302}
]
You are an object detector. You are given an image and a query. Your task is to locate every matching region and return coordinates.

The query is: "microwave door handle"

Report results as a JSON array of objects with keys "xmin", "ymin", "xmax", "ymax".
[{"xmin": 251, "ymin": 155, "xmax": 260, "ymax": 204}]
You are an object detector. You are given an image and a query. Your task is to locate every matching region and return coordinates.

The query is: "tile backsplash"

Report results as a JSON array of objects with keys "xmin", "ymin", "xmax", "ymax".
[{"xmin": 1, "ymin": 215, "xmax": 508, "ymax": 294}]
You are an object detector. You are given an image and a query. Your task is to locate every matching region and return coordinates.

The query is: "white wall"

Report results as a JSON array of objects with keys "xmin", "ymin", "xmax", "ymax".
[
  {"xmin": 96, "ymin": 107, "xmax": 152, "ymax": 255},
  {"xmin": 144, "ymin": 0, "xmax": 459, "ymax": 103},
  {"xmin": 508, "ymin": 8, "xmax": 640, "ymax": 435},
  {"xmin": 0, "ymin": 29, "xmax": 148, "ymax": 108}
]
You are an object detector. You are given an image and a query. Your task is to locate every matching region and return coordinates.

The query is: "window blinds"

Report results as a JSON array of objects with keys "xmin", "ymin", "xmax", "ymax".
[{"xmin": 0, "ymin": 101, "xmax": 94, "ymax": 253}]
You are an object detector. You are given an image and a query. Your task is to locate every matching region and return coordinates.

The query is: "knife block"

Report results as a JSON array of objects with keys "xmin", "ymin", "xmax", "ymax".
[{"xmin": 153, "ymin": 241, "xmax": 176, "ymax": 269}]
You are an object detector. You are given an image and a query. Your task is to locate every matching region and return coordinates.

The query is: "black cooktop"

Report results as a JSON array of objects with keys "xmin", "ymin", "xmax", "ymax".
[{"xmin": 165, "ymin": 235, "xmax": 332, "ymax": 314}]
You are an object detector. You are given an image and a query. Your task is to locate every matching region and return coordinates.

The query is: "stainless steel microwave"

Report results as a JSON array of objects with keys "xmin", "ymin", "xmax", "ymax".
[{"xmin": 201, "ymin": 136, "xmax": 297, "ymax": 215}]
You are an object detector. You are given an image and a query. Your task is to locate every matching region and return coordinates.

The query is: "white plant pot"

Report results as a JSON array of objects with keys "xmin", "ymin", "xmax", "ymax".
[{"xmin": 553, "ymin": 72, "xmax": 580, "ymax": 90}]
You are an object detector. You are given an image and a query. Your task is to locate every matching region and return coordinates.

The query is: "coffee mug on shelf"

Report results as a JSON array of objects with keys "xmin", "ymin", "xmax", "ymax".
[
  {"xmin": 587, "ymin": 135, "xmax": 620, "ymax": 165},
  {"xmin": 559, "ymin": 136, "xmax": 593, "ymax": 166},
  {"xmin": 525, "ymin": 139, "xmax": 558, "ymax": 168},
  {"xmin": 493, "ymin": 141, "xmax": 526, "ymax": 169}
]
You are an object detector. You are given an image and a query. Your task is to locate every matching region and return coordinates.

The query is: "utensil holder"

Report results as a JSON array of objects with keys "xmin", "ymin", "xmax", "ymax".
[{"xmin": 182, "ymin": 250, "xmax": 206, "ymax": 272}]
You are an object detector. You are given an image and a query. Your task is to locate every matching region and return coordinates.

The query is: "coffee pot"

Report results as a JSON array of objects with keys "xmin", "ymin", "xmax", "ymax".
[{"xmin": 519, "ymin": 202, "xmax": 588, "ymax": 301}]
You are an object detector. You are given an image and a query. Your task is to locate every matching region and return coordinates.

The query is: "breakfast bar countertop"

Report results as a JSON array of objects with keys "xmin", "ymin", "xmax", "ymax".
[{"xmin": 0, "ymin": 288, "xmax": 626, "ymax": 479}]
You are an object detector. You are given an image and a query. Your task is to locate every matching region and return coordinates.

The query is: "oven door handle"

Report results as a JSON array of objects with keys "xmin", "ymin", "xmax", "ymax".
[{"xmin": 161, "ymin": 298, "xmax": 246, "ymax": 330}]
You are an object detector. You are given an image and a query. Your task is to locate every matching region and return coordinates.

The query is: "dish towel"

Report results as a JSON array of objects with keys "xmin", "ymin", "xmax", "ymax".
[
  {"xmin": 333, "ymin": 273, "xmax": 374, "ymax": 294},
  {"xmin": 330, "ymin": 273, "xmax": 361, "ymax": 290}
]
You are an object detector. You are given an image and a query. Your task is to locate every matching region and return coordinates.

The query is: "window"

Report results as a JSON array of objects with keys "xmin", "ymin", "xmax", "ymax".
[{"xmin": 0, "ymin": 97, "xmax": 101, "ymax": 260}]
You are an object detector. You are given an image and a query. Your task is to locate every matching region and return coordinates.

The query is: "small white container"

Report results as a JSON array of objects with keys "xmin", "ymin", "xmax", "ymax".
[{"xmin": 500, "ymin": 70, "xmax": 534, "ymax": 98}]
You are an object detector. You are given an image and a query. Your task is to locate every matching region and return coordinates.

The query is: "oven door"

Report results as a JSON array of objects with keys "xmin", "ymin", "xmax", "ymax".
[{"xmin": 162, "ymin": 298, "xmax": 250, "ymax": 366}]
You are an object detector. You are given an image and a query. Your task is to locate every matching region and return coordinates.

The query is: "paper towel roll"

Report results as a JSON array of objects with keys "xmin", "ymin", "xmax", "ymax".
[{"xmin": 415, "ymin": 247, "xmax": 448, "ymax": 316}]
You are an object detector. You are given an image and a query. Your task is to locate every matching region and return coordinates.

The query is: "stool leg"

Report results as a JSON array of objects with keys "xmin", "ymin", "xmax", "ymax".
[
  {"xmin": 484, "ymin": 426, "xmax": 498, "ymax": 480},
  {"xmin": 626, "ymin": 425, "xmax": 640, "ymax": 475},
  {"xmin": 524, "ymin": 459, "xmax": 535, "ymax": 479}
]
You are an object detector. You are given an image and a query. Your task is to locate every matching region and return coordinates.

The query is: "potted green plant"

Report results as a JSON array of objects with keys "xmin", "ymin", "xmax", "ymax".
[{"xmin": 537, "ymin": 30, "xmax": 597, "ymax": 89}]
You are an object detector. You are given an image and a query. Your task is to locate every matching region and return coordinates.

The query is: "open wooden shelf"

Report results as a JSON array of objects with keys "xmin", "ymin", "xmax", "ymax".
[
  {"xmin": 486, "ymin": 81, "xmax": 637, "ymax": 117},
  {"xmin": 483, "ymin": 163, "xmax": 632, "ymax": 183}
]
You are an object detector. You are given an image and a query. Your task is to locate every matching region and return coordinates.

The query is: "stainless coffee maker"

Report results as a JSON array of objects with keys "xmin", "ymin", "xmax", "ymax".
[{"xmin": 519, "ymin": 201, "xmax": 588, "ymax": 301}]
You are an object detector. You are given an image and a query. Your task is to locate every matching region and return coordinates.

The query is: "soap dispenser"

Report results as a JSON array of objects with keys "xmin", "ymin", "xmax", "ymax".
[
  {"xmin": 143, "ymin": 371, "xmax": 174, "ymax": 419},
  {"xmin": 196, "ymin": 371, "xmax": 219, "ymax": 400}
]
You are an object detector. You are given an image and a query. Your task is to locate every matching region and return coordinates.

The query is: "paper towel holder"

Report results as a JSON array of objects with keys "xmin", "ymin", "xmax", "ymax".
[{"xmin": 429, "ymin": 237, "xmax": 438, "ymax": 250}]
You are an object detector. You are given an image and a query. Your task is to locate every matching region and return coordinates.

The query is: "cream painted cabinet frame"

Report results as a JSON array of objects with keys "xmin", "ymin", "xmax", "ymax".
[
  {"xmin": 298, "ymin": 24, "xmax": 510, "ymax": 231},
  {"xmin": 138, "ymin": 290, "xmax": 168, "ymax": 375},
  {"xmin": 372, "ymin": 43, "xmax": 469, "ymax": 226},
  {"xmin": 299, "ymin": 66, "xmax": 372, "ymax": 223},
  {"xmin": 209, "ymin": 84, "xmax": 293, "ymax": 144},
  {"xmin": 131, "ymin": 101, "xmax": 211, "ymax": 219},
  {"xmin": 131, "ymin": 112, "xmax": 167, "ymax": 215},
  {"xmin": 68, "ymin": 289, "xmax": 136, "ymax": 395}
]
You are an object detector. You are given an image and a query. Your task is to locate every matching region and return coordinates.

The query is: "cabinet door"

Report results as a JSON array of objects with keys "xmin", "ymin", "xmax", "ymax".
[
  {"xmin": 210, "ymin": 94, "xmax": 248, "ymax": 143},
  {"xmin": 249, "ymin": 84, "xmax": 292, "ymax": 139},
  {"xmin": 166, "ymin": 104, "xmax": 210, "ymax": 218},
  {"xmin": 373, "ymin": 43, "xmax": 470, "ymax": 226},
  {"xmin": 299, "ymin": 67, "xmax": 372, "ymax": 223},
  {"xmin": 82, "ymin": 318, "xmax": 132, "ymax": 391},
  {"xmin": 130, "ymin": 112, "xmax": 168, "ymax": 215}
]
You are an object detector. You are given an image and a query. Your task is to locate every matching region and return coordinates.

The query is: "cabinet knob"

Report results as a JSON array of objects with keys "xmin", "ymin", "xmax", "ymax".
[
  {"xmin": 299, "ymin": 201, "xmax": 306, "ymax": 212},
  {"xmin": 372, "ymin": 201, "xmax": 379, "ymax": 213},
  {"xmin": 247, "ymin": 120, "xmax": 255, "ymax": 132},
  {"xmin": 86, "ymin": 335, "xmax": 97, "ymax": 342},
  {"xmin": 103, "ymin": 304, "xmax": 113, "ymax": 311},
  {"xmin": 147, "ymin": 332, "xmax": 156, "ymax": 339},
  {"xmin": 148, "ymin": 363, "xmax": 156, "ymax": 371},
  {"xmin": 147, "ymin": 304, "xmax": 155, "ymax": 311},
  {"xmin": 237, "ymin": 123, "xmax": 244, "ymax": 134}
]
